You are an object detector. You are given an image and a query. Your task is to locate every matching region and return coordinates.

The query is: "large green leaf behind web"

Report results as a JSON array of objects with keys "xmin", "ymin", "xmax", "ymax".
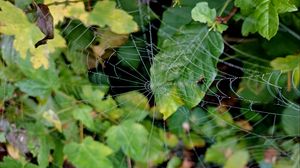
[{"xmin": 150, "ymin": 24, "xmax": 224, "ymax": 119}]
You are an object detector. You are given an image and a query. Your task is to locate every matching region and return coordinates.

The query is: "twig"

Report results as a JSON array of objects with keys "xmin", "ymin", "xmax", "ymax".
[
  {"xmin": 127, "ymin": 157, "xmax": 132, "ymax": 168},
  {"xmin": 223, "ymin": 35, "xmax": 257, "ymax": 43},
  {"xmin": 216, "ymin": 7, "xmax": 238, "ymax": 24},
  {"xmin": 218, "ymin": 0, "xmax": 233, "ymax": 16},
  {"xmin": 87, "ymin": 0, "xmax": 92, "ymax": 11}
]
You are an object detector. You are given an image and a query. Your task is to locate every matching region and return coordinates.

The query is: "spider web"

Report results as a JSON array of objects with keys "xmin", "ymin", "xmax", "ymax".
[
  {"xmin": 54, "ymin": 0, "xmax": 300, "ymax": 167},
  {"xmin": 1, "ymin": 0, "xmax": 298, "ymax": 167}
]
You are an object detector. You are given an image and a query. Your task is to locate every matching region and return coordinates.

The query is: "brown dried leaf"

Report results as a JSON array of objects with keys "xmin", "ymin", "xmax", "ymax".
[{"xmin": 34, "ymin": 3, "xmax": 54, "ymax": 48}]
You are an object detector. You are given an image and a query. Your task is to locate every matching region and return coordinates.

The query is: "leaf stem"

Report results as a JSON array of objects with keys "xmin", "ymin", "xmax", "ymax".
[
  {"xmin": 80, "ymin": 121, "xmax": 84, "ymax": 142},
  {"xmin": 127, "ymin": 157, "xmax": 132, "ymax": 168},
  {"xmin": 287, "ymin": 71, "xmax": 291, "ymax": 92},
  {"xmin": 218, "ymin": 0, "xmax": 233, "ymax": 16}
]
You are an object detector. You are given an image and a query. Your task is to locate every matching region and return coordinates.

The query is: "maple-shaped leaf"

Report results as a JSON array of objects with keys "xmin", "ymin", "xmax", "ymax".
[
  {"xmin": 0, "ymin": 1, "xmax": 65, "ymax": 69},
  {"xmin": 0, "ymin": 1, "xmax": 43, "ymax": 58},
  {"xmin": 88, "ymin": 0, "xmax": 139, "ymax": 34},
  {"xmin": 44, "ymin": 0, "xmax": 88, "ymax": 25}
]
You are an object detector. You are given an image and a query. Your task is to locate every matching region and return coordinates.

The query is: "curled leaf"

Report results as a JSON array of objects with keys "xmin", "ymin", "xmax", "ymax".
[{"xmin": 34, "ymin": 3, "xmax": 54, "ymax": 48}]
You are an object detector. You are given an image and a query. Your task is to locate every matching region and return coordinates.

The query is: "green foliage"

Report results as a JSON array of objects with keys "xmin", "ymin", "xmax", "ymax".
[
  {"xmin": 0, "ymin": 0, "xmax": 299, "ymax": 167},
  {"xmin": 150, "ymin": 24, "xmax": 223, "ymax": 119},
  {"xmin": 64, "ymin": 137, "xmax": 113, "ymax": 168},
  {"xmin": 281, "ymin": 106, "xmax": 300, "ymax": 136},
  {"xmin": 105, "ymin": 121, "xmax": 154, "ymax": 162},
  {"xmin": 239, "ymin": 0, "xmax": 298, "ymax": 39},
  {"xmin": 191, "ymin": 2, "xmax": 216, "ymax": 25},
  {"xmin": 88, "ymin": 1, "xmax": 138, "ymax": 34}
]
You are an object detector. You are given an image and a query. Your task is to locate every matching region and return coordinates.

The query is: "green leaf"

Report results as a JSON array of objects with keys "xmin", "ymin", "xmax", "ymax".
[
  {"xmin": 292, "ymin": 144, "xmax": 300, "ymax": 168},
  {"xmin": 234, "ymin": 0, "xmax": 255, "ymax": 15},
  {"xmin": 254, "ymin": 0, "xmax": 279, "ymax": 40},
  {"xmin": 167, "ymin": 106, "xmax": 190, "ymax": 135},
  {"xmin": 241, "ymin": 0, "xmax": 297, "ymax": 40},
  {"xmin": 158, "ymin": 7, "xmax": 193, "ymax": 46},
  {"xmin": 16, "ymin": 80, "xmax": 52, "ymax": 98},
  {"xmin": 0, "ymin": 83, "xmax": 15, "ymax": 101},
  {"xmin": 88, "ymin": 0, "xmax": 138, "ymax": 34},
  {"xmin": 0, "ymin": 157, "xmax": 39, "ymax": 168},
  {"xmin": 272, "ymin": 0, "xmax": 297, "ymax": 13},
  {"xmin": 80, "ymin": 85, "xmax": 124, "ymax": 120},
  {"xmin": 115, "ymin": 91, "xmax": 149, "ymax": 121},
  {"xmin": 38, "ymin": 136, "xmax": 53, "ymax": 168},
  {"xmin": 191, "ymin": 2, "xmax": 216, "ymax": 24},
  {"xmin": 241, "ymin": 14, "xmax": 258, "ymax": 36},
  {"xmin": 64, "ymin": 137, "xmax": 113, "ymax": 168},
  {"xmin": 224, "ymin": 150, "xmax": 249, "ymax": 168},
  {"xmin": 205, "ymin": 138, "xmax": 237, "ymax": 165},
  {"xmin": 150, "ymin": 24, "xmax": 224, "ymax": 119},
  {"xmin": 167, "ymin": 156, "xmax": 182, "ymax": 168},
  {"xmin": 117, "ymin": 0, "xmax": 156, "ymax": 28},
  {"xmin": 262, "ymin": 32, "xmax": 300, "ymax": 57},
  {"xmin": 270, "ymin": 53, "xmax": 300, "ymax": 91},
  {"xmin": 117, "ymin": 38, "xmax": 144, "ymax": 69},
  {"xmin": 105, "ymin": 121, "xmax": 149, "ymax": 162},
  {"xmin": 270, "ymin": 54, "xmax": 300, "ymax": 72},
  {"xmin": 72, "ymin": 104, "xmax": 95, "ymax": 130},
  {"xmin": 281, "ymin": 106, "xmax": 300, "ymax": 136}
]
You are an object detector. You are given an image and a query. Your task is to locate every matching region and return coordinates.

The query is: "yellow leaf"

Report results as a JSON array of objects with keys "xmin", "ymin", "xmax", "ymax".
[
  {"xmin": 6, "ymin": 144, "xmax": 20, "ymax": 160},
  {"xmin": 43, "ymin": 109, "xmax": 62, "ymax": 132},
  {"xmin": 0, "ymin": 1, "xmax": 43, "ymax": 58},
  {"xmin": 0, "ymin": 1, "xmax": 66, "ymax": 69},
  {"xmin": 156, "ymin": 87, "xmax": 185, "ymax": 120},
  {"xmin": 88, "ymin": 0, "xmax": 139, "ymax": 34},
  {"xmin": 45, "ymin": 0, "xmax": 88, "ymax": 25}
]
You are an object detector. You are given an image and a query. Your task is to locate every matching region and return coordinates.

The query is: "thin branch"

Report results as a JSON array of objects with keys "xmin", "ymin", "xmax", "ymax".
[
  {"xmin": 127, "ymin": 157, "xmax": 132, "ymax": 168},
  {"xmin": 216, "ymin": 7, "xmax": 238, "ymax": 24},
  {"xmin": 218, "ymin": 0, "xmax": 233, "ymax": 16}
]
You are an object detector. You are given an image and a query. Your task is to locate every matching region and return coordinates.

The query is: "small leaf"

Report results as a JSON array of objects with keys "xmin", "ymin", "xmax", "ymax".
[
  {"xmin": 0, "ymin": 157, "xmax": 39, "ymax": 168},
  {"xmin": 80, "ymin": 85, "xmax": 124, "ymax": 120},
  {"xmin": 216, "ymin": 24, "xmax": 228, "ymax": 33},
  {"xmin": 224, "ymin": 150, "xmax": 249, "ymax": 168},
  {"xmin": 205, "ymin": 138, "xmax": 237, "ymax": 165},
  {"xmin": 64, "ymin": 137, "xmax": 113, "ymax": 168},
  {"xmin": 72, "ymin": 105, "xmax": 95, "ymax": 130},
  {"xmin": 44, "ymin": 0, "xmax": 88, "ymax": 25},
  {"xmin": 105, "ymin": 121, "xmax": 149, "ymax": 162},
  {"xmin": 270, "ymin": 54, "xmax": 300, "ymax": 72},
  {"xmin": 158, "ymin": 6, "xmax": 193, "ymax": 46},
  {"xmin": 88, "ymin": 0, "xmax": 138, "ymax": 34},
  {"xmin": 191, "ymin": 2, "xmax": 216, "ymax": 24},
  {"xmin": 272, "ymin": 0, "xmax": 297, "ymax": 13},
  {"xmin": 115, "ymin": 91, "xmax": 150, "ymax": 121},
  {"xmin": 16, "ymin": 80, "xmax": 52, "ymax": 97},
  {"xmin": 255, "ymin": 0, "xmax": 279, "ymax": 40},
  {"xmin": 234, "ymin": 0, "xmax": 255, "ymax": 15},
  {"xmin": 42, "ymin": 109, "xmax": 62, "ymax": 132}
]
